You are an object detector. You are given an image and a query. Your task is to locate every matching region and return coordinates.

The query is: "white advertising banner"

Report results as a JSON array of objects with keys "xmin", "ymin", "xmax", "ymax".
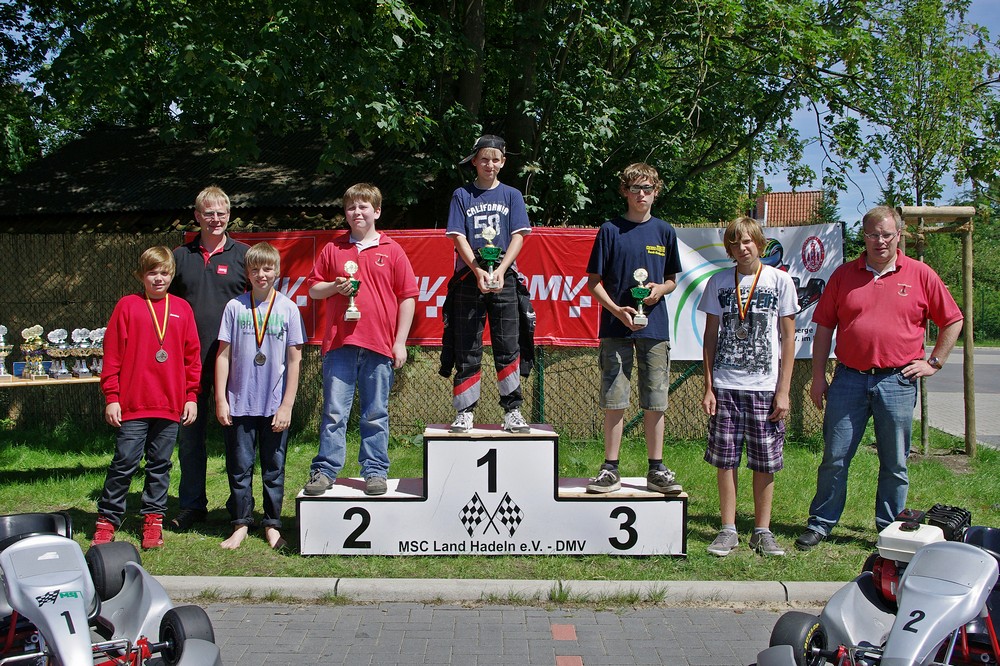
[{"xmin": 667, "ymin": 223, "xmax": 843, "ymax": 360}]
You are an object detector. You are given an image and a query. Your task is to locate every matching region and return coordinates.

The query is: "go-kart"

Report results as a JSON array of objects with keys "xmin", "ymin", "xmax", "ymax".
[
  {"xmin": 0, "ymin": 511, "xmax": 222, "ymax": 665},
  {"xmin": 757, "ymin": 505, "xmax": 1000, "ymax": 666}
]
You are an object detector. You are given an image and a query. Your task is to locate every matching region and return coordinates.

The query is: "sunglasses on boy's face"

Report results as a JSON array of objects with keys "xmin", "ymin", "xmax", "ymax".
[{"xmin": 628, "ymin": 185, "xmax": 655, "ymax": 194}]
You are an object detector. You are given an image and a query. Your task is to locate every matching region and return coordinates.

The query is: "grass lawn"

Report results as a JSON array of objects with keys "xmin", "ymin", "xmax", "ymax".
[{"xmin": 0, "ymin": 420, "xmax": 996, "ymax": 584}]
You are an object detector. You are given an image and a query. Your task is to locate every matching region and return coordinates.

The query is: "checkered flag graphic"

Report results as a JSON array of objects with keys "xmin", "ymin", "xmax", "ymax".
[
  {"xmin": 36, "ymin": 589, "xmax": 59, "ymax": 607},
  {"xmin": 494, "ymin": 493, "xmax": 524, "ymax": 537},
  {"xmin": 459, "ymin": 493, "xmax": 489, "ymax": 537}
]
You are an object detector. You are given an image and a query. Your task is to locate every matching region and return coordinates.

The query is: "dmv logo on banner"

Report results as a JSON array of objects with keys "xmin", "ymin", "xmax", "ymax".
[{"xmin": 225, "ymin": 223, "xmax": 842, "ymax": 361}]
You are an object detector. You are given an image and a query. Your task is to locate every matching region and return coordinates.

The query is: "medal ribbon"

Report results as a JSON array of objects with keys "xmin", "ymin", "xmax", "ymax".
[
  {"xmin": 735, "ymin": 262, "xmax": 763, "ymax": 323},
  {"xmin": 145, "ymin": 294, "xmax": 170, "ymax": 348},
  {"xmin": 251, "ymin": 290, "xmax": 277, "ymax": 352}
]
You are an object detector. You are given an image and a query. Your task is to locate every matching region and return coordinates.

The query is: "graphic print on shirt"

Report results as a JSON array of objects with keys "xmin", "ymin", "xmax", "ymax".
[{"xmin": 714, "ymin": 285, "xmax": 781, "ymax": 377}]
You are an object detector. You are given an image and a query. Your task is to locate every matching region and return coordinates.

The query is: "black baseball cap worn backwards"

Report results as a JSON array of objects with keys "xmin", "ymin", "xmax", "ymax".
[{"xmin": 460, "ymin": 135, "xmax": 506, "ymax": 165}]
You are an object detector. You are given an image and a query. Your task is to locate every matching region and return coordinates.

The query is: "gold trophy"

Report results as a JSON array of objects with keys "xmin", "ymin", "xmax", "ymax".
[
  {"xmin": 0, "ymin": 325, "xmax": 13, "ymax": 382},
  {"xmin": 46, "ymin": 329, "xmax": 72, "ymax": 379},
  {"xmin": 630, "ymin": 268, "xmax": 652, "ymax": 328},
  {"xmin": 344, "ymin": 261, "xmax": 361, "ymax": 321},
  {"xmin": 478, "ymin": 226, "xmax": 502, "ymax": 290},
  {"xmin": 89, "ymin": 327, "xmax": 106, "ymax": 376},
  {"xmin": 19, "ymin": 325, "xmax": 47, "ymax": 380},
  {"xmin": 70, "ymin": 328, "xmax": 92, "ymax": 378}
]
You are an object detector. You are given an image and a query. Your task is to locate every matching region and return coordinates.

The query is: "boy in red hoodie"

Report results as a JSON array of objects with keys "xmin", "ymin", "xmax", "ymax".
[{"xmin": 93, "ymin": 246, "xmax": 202, "ymax": 548}]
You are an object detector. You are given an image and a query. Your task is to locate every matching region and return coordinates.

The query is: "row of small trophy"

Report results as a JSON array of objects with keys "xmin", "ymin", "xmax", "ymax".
[{"xmin": 0, "ymin": 324, "xmax": 105, "ymax": 381}]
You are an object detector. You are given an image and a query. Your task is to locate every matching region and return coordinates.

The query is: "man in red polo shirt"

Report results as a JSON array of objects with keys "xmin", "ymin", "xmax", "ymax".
[
  {"xmin": 795, "ymin": 205, "xmax": 963, "ymax": 551},
  {"xmin": 168, "ymin": 186, "xmax": 250, "ymax": 530}
]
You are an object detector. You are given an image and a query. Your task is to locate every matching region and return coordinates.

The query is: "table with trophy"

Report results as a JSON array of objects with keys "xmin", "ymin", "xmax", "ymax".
[{"xmin": 0, "ymin": 323, "xmax": 104, "ymax": 387}]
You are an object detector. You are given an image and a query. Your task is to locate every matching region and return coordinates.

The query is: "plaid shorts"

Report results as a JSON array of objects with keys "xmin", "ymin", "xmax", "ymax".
[{"xmin": 705, "ymin": 388, "xmax": 784, "ymax": 473}]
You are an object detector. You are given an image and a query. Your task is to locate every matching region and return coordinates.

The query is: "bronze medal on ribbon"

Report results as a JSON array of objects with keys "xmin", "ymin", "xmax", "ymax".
[
  {"xmin": 734, "ymin": 263, "xmax": 762, "ymax": 340},
  {"xmin": 146, "ymin": 294, "xmax": 170, "ymax": 364},
  {"xmin": 251, "ymin": 290, "xmax": 277, "ymax": 367}
]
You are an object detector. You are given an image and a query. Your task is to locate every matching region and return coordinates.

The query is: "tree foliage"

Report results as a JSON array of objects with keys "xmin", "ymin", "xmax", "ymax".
[
  {"xmin": 834, "ymin": 0, "xmax": 996, "ymax": 208},
  {"xmin": 2, "ymin": 0, "xmax": 998, "ymax": 227}
]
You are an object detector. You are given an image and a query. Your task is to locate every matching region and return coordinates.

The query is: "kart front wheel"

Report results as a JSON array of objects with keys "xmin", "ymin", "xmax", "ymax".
[
  {"xmin": 86, "ymin": 541, "xmax": 141, "ymax": 600},
  {"xmin": 769, "ymin": 611, "xmax": 827, "ymax": 666},
  {"xmin": 160, "ymin": 605, "xmax": 216, "ymax": 665}
]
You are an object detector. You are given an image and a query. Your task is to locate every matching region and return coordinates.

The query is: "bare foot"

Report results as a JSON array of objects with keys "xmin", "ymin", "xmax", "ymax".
[
  {"xmin": 265, "ymin": 526, "xmax": 287, "ymax": 550},
  {"xmin": 220, "ymin": 525, "xmax": 249, "ymax": 550}
]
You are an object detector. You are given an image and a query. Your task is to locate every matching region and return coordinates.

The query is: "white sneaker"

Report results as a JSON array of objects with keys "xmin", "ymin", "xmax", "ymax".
[
  {"xmin": 502, "ymin": 408, "xmax": 530, "ymax": 433},
  {"xmin": 450, "ymin": 411, "xmax": 474, "ymax": 433}
]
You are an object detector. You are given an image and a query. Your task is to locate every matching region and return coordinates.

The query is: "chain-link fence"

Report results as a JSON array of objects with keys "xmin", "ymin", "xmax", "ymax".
[{"xmin": 0, "ymin": 233, "xmax": 825, "ymax": 440}]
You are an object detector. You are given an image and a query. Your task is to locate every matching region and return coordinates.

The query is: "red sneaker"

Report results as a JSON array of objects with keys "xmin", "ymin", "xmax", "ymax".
[
  {"xmin": 141, "ymin": 514, "xmax": 164, "ymax": 549},
  {"xmin": 91, "ymin": 516, "xmax": 116, "ymax": 546}
]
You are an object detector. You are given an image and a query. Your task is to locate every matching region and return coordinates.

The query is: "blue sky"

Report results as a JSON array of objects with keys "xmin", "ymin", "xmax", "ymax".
[{"xmin": 767, "ymin": 1, "xmax": 998, "ymax": 225}]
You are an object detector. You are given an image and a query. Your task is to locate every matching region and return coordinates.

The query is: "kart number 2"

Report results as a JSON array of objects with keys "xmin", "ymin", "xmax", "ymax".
[{"xmin": 902, "ymin": 609, "xmax": 925, "ymax": 633}]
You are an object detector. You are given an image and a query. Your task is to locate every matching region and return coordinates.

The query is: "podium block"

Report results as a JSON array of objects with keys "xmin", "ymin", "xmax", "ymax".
[{"xmin": 297, "ymin": 425, "xmax": 687, "ymax": 556}]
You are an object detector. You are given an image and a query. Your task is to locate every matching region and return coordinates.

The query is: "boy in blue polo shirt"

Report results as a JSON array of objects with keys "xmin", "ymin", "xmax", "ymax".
[{"xmin": 445, "ymin": 135, "xmax": 532, "ymax": 434}]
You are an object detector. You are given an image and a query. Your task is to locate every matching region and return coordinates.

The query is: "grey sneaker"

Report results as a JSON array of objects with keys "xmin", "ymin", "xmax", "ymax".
[
  {"xmin": 502, "ymin": 408, "xmax": 530, "ymax": 433},
  {"xmin": 707, "ymin": 529, "xmax": 739, "ymax": 556},
  {"xmin": 586, "ymin": 466, "xmax": 621, "ymax": 494},
  {"xmin": 646, "ymin": 467, "xmax": 683, "ymax": 493},
  {"xmin": 749, "ymin": 530, "xmax": 786, "ymax": 556},
  {"xmin": 450, "ymin": 411, "xmax": 474, "ymax": 433},
  {"xmin": 303, "ymin": 470, "xmax": 334, "ymax": 496},
  {"xmin": 365, "ymin": 476, "xmax": 388, "ymax": 496}
]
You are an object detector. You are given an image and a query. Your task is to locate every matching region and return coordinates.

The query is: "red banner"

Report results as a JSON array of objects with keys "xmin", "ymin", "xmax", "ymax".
[{"xmin": 225, "ymin": 228, "xmax": 601, "ymax": 347}]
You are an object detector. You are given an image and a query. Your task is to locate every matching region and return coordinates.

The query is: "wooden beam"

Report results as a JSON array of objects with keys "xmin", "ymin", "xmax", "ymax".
[{"xmin": 897, "ymin": 205, "xmax": 976, "ymax": 222}]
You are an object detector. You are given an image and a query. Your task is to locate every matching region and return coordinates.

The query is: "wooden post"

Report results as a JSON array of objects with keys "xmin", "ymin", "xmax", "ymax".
[
  {"xmin": 917, "ymin": 215, "xmax": 929, "ymax": 455},
  {"xmin": 962, "ymin": 227, "xmax": 976, "ymax": 456},
  {"xmin": 897, "ymin": 206, "xmax": 976, "ymax": 456}
]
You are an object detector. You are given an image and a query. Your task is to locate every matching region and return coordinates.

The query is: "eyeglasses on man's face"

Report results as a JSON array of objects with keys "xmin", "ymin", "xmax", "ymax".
[
  {"xmin": 199, "ymin": 211, "xmax": 229, "ymax": 220},
  {"xmin": 863, "ymin": 230, "xmax": 899, "ymax": 242},
  {"xmin": 627, "ymin": 185, "xmax": 655, "ymax": 194}
]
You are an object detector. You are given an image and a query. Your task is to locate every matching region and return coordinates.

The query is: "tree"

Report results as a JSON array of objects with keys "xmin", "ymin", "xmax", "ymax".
[
  {"xmin": 0, "ymin": 1, "xmax": 940, "ymax": 225},
  {"xmin": 844, "ymin": 0, "xmax": 995, "ymax": 209}
]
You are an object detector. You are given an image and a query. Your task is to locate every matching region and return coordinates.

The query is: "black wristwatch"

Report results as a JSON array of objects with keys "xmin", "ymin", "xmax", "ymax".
[{"xmin": 927, "ymin": 356, "xmax": 943, "ymax": 370}]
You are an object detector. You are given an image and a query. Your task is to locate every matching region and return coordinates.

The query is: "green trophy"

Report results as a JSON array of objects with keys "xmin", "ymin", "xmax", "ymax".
[
  {"xmin": 344, "ymin": 260, "xmax": 361, "ymax": 321},
  {"xmin": 479, "ymin": 226, "xmax": 502, "ymax": 290},
  {"xmin": 630, "ymin": 268, "xmax": 652, "ymax": 327}
]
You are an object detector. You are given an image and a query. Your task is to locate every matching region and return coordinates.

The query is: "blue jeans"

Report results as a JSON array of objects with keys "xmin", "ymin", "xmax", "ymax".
[
  {"xmin": 98, "ymin": 418, "xmax": 177, "ymax": 525},
  {"xmin": 177, "ymin": 367, "xmax": 213, "ymax": 511},
  {"xmin": 312, "ymin": 346, "xmax": 393, "ymax": 480},
  {"xmin": 223, "ymin": 416, "xmax": 288, "ymax": 528},
  {"xmin": 807, "ymin": 365, "xmax": 917, "ymax": 536}
]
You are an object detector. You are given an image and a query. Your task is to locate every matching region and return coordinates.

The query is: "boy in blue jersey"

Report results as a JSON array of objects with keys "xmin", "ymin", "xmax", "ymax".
[
  {"xmin": 445, "ymin": 135, "xmax": 532, "ymax": 434},
  {"xmin": 585, "ymin": 163, "xmax": 683, "ymax": 494}
]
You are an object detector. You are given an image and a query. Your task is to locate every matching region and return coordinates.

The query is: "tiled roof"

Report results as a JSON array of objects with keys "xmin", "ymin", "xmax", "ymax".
[
  {"xmin": 0, "ymin": 126, "xmax": 408, "ymax": 218},
  {"xmin": 754, "ymin": 190, "xmax": 822, "ymax": 227}
]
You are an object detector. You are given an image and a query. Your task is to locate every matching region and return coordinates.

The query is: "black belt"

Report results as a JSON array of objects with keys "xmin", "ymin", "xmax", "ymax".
[{"xmin": 840, "ymin": 363, "xmax": 904, "ymax": 376}]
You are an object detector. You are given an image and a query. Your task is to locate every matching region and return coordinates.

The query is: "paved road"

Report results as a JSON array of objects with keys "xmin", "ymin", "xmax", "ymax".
[
  {"xmin": 916, "ymin": 346, "xmax": 1000, "ymax": 447},
  {"xmin": 186, "ymin": 350, "xmax": 1000, "ymax": 666},
  {"xmin": 207, "ymin": 602, "xmax": 789, "ymax": 666}
]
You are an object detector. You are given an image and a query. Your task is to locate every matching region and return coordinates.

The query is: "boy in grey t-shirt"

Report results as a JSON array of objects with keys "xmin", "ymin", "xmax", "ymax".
[{"xmin": 215, "ymin": 242, "xmax": 305, "ymax": 550}]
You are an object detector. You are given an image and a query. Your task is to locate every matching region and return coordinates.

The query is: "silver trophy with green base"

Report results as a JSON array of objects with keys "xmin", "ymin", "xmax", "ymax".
[
  {"xmin": 344, "ymin": 261, "xmax": 361, "ymax": 321},
  {"xmin": 479, "ymin": 226, "xmax": 502, "ymax": 290},
  {"xmin": 630, "ymin": 268, "xmax": 652, "ymax": 327}
]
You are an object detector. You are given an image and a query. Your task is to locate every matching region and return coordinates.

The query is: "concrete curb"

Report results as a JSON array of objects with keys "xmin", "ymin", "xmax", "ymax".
[{"xmin": 158, "ymin": 576, "xmax": 845, "ymax": 606}]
